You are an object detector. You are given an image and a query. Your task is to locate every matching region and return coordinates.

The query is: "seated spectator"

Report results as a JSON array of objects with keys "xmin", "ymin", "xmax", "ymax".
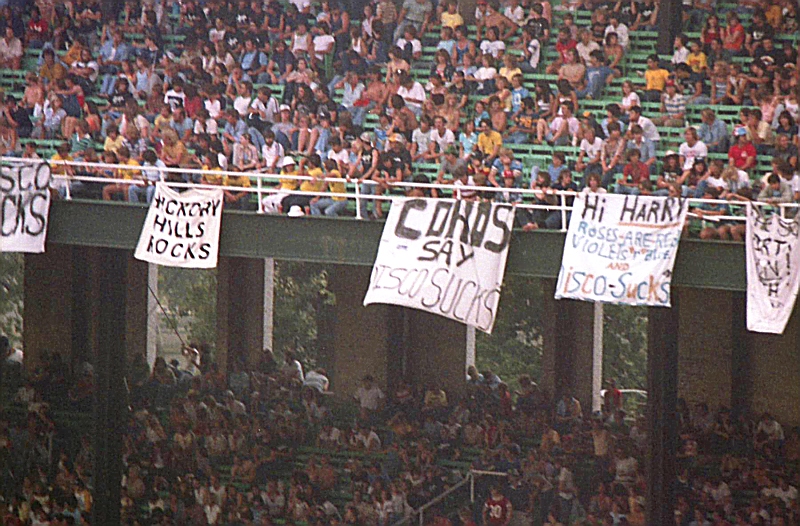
[
  {"xmin": 652, "ymin": 81, "xmax": 686, "ymax": 127},
  {"xmin": 576, "ymin": 50, "xmax": 614, "ymax": 100},
  {"xmin": 728, "ymin": 127, "xmax": 757, "ymax": 172},
  {"xmin": 600, "ymin": 121, "xmax": 626, "ymax": 187},
  {"xmin": 698, "ymin": 109, "xmax": 730, "ymax": 154},
  {"xmin": 0, "ymin": 26, "xmax": 23, "ymax": 70},
  {"xmin": 536, "ymin": 100, "xmax": 579, "ymax": 147},
  {"xmin": 616, "ymin": 149, "xmax": 649, "ymax": 195},
  {"xmin": 642, "ymin": 54, "xmax": 669, "ymax": 103}
]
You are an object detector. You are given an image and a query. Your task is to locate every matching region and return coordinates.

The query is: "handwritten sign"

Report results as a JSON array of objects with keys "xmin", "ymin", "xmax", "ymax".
[
  {"xmin": 134, "ymin": 183, "xmax": 224, "ymax": 268},
  {"xmin": 746, "ymin": 204, "xmax": 800, "ymax": 334},
  {"xmin": 555, "ymin": 193, "xmax": 688, "ymax": 306},
  {"xmin": 363, "ymin": 198, "xmax": 515, "ymax": 333},
  {"xmin": 0, "ymin": 162, "xmax": 51, "ymax": 253}
]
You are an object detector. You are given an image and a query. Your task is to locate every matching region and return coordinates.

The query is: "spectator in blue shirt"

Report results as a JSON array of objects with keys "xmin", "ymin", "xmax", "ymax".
[
  {"xmin": 577, "ymin": 50, "xmax": 615, "ymax": 100},
  {"xmin": 170, "ymin": 107, "xmax": 194, "ymax": 142},
  {"xmin": 222, "ymin": 109, "xmax": 248, "ymax": 143},
  {"xmin": 698, "ymin": 108, "xmax": 730, "ymax": 153},
  {"xmin": 98, "ymin": 31, "xmax": 132, "ymax": 95},
  {"xmin": 625, "ymin": 124, "xmax": 657, "ymax": 173},
  {"xmin": 240, "ymin": 38, "xmax": 269, "ymax": 84}
]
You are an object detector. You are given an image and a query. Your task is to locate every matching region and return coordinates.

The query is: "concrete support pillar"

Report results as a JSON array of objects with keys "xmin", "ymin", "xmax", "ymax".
[
  {"xmin": 328, "ymin": 264, "xmax": 467, "ymax": 400},
  {"xmin": 405, "ymin": 310, "xmax": 467, "ymax": 400},
  {"xmin": 730, "ymin": 292, "xmax": 752, "ymax": 413},
  {"xmin": 676, "ymin": 288, "xmax": 734, "ymax": 410},
  {"xmin": 91, "ymin": 248, "xmax": 128, "ymax": 526},
  {"xmin": 24, "ymin": 246, "xmax": 155, "ymax": 372},
  {"xmin": 540, "ymin": 279, "xmax": 595, "ymax": 412},
  {"xmin": 646, "ymin": 296, "xmax": 679, "ymax": 526},
  {"xmin": 749, "ymin": 307, "xmax": 800, "ymax": 425},
  {"xmin": 125, "ymin": 258, "xmax": 158, "ymax": 365},
  {"xmin": 216, "ymin": 257, "xmax": 273, "ymax": 374},
  {"xmin": 327, "ymin": 264, "xmax": 400, "ymax": 399},
  {"xmin": 23, "ymin": 244, "xmax": 75, "ymax": 369},
  {"xmin": 656, "ymin": 0, "xmax": 682, "ymax": 54}
]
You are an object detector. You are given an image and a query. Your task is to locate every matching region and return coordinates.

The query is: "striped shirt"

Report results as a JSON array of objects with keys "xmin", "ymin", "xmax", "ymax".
[{"xmin": 663, "ymin": 93, "xmax": 686, "ymax": 117}]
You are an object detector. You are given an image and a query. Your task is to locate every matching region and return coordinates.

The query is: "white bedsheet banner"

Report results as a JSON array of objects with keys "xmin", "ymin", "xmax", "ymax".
[
  {"xmin": 363, "ymin": 198, "xmax": 515, "ymax": 333},
  {"xmin": 0, "ymin": 162, "xmax": 51, "ymax": 253},
  {"xmin": 555, "ymin": 193, "xmax": 688, "ymax": 306},
  {"xmin": 746, "ymin": 205, "xmax": 800, "ymax": 334},
  {"xmin": 134, "ymin": 183, "xmax": 224, "ymax": 268}
]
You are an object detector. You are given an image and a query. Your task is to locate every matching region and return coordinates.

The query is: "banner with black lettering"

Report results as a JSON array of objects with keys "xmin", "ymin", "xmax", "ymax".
[
  {"xmin": 363, "ymin": 198, "xmax": 515, "ymax": 334},
  {"xmin": 746, "ymin": 205, "xmax": 800, "ymax": 334},
  {"xmin": 134, "ymin": 183, "xmax": 224, "ymax": 268},
  {"xmin": 0, "ymin": 162, "xmax": 51, "ymax": 253},
  {"xmin": 555, "ymin": 193, "xmax": 688, "ymax": 306}
]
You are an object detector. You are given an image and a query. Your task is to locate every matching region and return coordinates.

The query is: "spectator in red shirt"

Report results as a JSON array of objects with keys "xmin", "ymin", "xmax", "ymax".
[
  {"xmin": 616, "ymin": 148, "xmax": 649, "ymax": 194},
  {"xmin": 722, "ymin": 12, "xmax": 745, "ymax": 55},
  {"xmin": 483, "ymin": 486, "xmax": 512, "ymax": 526},
  {"xmin": 545, "ymin": 27, "xmax": 578, "ymax": 74},
  {"xmin": 26, "ymin": 7, "xmax": 49, "ymax": 49},
  {"xmin": 728, "ymin": 127, "xmax": 757, "ymax": 172}
]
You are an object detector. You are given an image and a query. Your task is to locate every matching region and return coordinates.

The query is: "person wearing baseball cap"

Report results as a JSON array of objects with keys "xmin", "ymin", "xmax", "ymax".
[{"xmin": 261, "ymin": 156, "xmax": 299, "ymax": 213}]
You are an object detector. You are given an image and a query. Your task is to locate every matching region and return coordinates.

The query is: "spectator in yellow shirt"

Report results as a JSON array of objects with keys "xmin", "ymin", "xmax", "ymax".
[
  {"xmin": 261, "ymin": 156, "xmax": 299, "ymax": 213},
  {"xmin": 201, "ymin": 154, "xmax": 224, "ymax": 185},
  {"xmin": 103, "ymin": 146, "xmax": 140, "ymax": 201},
  {"xmin": 477, "ymin": 119, "xmax": 503, "ymax": 161},
  {"xmin": 39, "ymin": 48, "xmax": 67, "ymax": 85},
  {"xmin": 685, "ymin": 41, "xmax": 707, "ymax": 73},
  {"xmin": 643, "ymin": 54, "xmax": 670, "ymax": 102},
  {"xmin": 103, "ymin": 125, "xmax": 126, "ymax": 154},
  {"xmin": 282, "ymin": 154, "xmax": 326, "ymax": 214},
  {"xmin": 310, "ymin": 159, "xmax": 348, "ymax": 217},
  {"xmin": 50, "ymin": 142, "xmax": 76, "ymax": 198},
  {"xmin": 223, "ymin": 172, "xmax": 252, "ymax": 209},
  {"xmin": 440, "ymin": 1, "xmax": 464, "ymax": 29}
]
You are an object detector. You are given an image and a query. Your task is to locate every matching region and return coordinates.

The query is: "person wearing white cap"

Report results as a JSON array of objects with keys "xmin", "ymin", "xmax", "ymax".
[{"xmin": 261, "ymin": 156, "xmax": 299, "ymax": 213}]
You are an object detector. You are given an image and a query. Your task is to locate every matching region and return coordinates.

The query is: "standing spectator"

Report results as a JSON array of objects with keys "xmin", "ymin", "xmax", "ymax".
[
  {"xmin": 483, "ymin": 486, "xmax": 512, "ymax": 526},
  {"xmin": 394, "ymin": 0, "xmax": 433, "ymax": 44},
  {"xmin": 354, "ymin": 375, "xmax": 385, "ymax": 421},
  {"xmin": 642, "ymin": 54, "xmax": 670, "ymax": 102}
]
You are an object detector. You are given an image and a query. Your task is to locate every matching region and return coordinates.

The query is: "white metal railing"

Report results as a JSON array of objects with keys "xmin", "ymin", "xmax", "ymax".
[
  {"xmin": 2, "ymin": 157, "xmax": 797, "ymax": 230},
  {"xmin": 388, "ymin": 469, "xmax": 516, "ymax": 526},
  {"xmin": 390, "ymin": 471, "xmax": 473, "ymax": 526}
]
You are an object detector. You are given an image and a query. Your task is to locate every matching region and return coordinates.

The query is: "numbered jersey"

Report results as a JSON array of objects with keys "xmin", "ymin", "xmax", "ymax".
[{"xmin": 483, "ymin": 496, "xmax": 511, "ymax": 525}]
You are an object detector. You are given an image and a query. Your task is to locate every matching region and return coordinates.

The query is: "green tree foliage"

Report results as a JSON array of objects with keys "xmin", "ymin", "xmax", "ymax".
[
  {"xmin": 0, "ymin": 254, "xmax": 23, "ymax": 347},
  {"xmin": 602, "ymin": 304, "xmax": 648, "ymax": 389},
  {"xmin": 158, "ymin": 267, "xmax": 218, "ymax": 346},
  {"xmin": 475, "ymin": 277, "xmax": 648, "ymax": 392},
  {"xmin": 157, "ymin": 261, "xmax": 334, "ymax": 367},
  {"xmin": 273, "ymin": 261, "xmax": 335, "ymax": 367},
  {"xmin": 475, "ymin": 276, "xmax": 545, "ymax": 390}
]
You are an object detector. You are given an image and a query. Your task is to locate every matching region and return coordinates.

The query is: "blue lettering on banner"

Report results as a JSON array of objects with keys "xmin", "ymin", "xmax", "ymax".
[{"xmin": 556, "ymin": 194, "xmax": 688, "ymax": 306}]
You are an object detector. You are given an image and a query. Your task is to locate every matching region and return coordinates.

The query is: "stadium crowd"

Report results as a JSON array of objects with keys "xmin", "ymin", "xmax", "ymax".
[
  {"xmin": 0, "ymin": 0, "xmax": 796, "ymax": 230},
  {"xmin": 0, "ymin": 0, "xmax": 798, "ymax": 522},
  {"xmin": 0, "ymin": 333, "xmax": 799, "ymax": 526}
]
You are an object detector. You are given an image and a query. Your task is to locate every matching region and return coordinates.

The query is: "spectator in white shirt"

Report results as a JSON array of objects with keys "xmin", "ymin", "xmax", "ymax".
[
  {"xmin": 354, "ymin": 375, "xmax": 385, "ymax": 419},
  {"xmin": 396, "ymin": 73, "xmax": 426, "ymax": 119},
  {"xmin": 678, "ymin": 127, "xmax": 708, "ymax": 171},
  {"xmin": 604, "ymin": 14, "xmax": 629, "ymax": 49},
  {"xmin": 0, "ymin": 27, "xmax": 23, "ymax": 70},
  {"xmin": 671, "ymin": 34, "xmax": 689, "ymax": 65}
]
